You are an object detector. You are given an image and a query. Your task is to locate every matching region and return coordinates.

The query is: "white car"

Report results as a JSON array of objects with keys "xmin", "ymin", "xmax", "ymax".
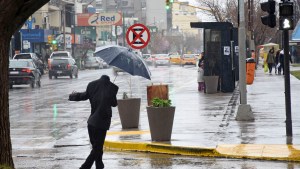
[{"xmin": 153, "ymin": 54, "xmax": 170, "ymax": 67}]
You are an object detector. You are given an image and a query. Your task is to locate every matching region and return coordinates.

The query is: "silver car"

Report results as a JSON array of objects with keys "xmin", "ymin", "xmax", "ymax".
[
  {"xmin": 153, "ymin": 54, "xmax": 171, "ymax": 67},
  {"xmin": 84, "ymin": 57, "xmax": 103, "ymax": 69}
]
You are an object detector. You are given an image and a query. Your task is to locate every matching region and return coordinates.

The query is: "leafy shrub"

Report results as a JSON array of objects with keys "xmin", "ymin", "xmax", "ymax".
[{"xmin": 151, "ymin": 97, "xmax": 172, "ymax": 107}]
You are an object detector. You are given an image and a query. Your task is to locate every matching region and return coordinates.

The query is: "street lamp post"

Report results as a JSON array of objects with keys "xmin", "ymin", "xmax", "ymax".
[
  {"xmin": 236, "ymin": 0, "xmax": 254, "ymax": 121},
  {"xmin": 62, "ymin": 4, "xmax": 66, "ymax": 51}
]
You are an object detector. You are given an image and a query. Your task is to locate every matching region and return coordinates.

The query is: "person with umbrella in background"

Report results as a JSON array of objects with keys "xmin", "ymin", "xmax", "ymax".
[
  {"xmin": 266, "ymin": 47, "xmax": 275, "ymax": 74},
  {"xmin": 68, "ymin": 75, "xmax": 118, "ymax": 169}
]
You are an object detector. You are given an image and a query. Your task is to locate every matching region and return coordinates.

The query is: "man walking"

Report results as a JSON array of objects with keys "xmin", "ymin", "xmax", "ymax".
[{"xmin": 69, "ymin": 75, "xmax": 119, "ymax": 169}]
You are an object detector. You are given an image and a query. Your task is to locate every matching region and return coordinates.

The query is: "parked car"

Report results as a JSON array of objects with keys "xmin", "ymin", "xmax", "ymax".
[
  {"xmin": 181, "ymin": 54, "xmax": 198, "ymax": 66},
  {"xmin": 48, "ymin": 58, "xmax": 78, "ymax": 79},
  {"xmin": 84, "ymin": 56, "xmax": 104, "ymax": 69},
  {"xmin": 153, "ymin": 54, "xmax": 170, "ymax": 67},
  {"xmin": 169, "ymin": 54, "xmax": 181, "ymax": 65},
  {"xmin": 142, "ymin": 54, "xmax": 154, "ymax": 65},
  {"xmin": 9, "ymin": 59, "xmax": 41, "ymax": 88},
  {"xmin": 13, "ymin": 53, "xmax": 45, "ymax": 75}
]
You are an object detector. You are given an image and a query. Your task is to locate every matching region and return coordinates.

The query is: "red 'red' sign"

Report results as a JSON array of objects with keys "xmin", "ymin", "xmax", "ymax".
[{"xmin": 126, "ymin": 23, "xmax": 150, "ymax": 49}]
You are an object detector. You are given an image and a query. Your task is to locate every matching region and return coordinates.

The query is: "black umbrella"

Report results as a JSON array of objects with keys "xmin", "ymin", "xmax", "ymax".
[{"xmin": 94, "ymin": 45, "xmax": 151, "ymax": 80}]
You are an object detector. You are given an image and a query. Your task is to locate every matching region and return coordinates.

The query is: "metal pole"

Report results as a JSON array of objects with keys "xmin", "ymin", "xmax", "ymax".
[
  {"xmin": 236, "ymin": 0, "xmax": 253, "ymax": 121},
  {"xmin": 283, "ymin": 30, "xmax": 292, "ymax": 137},
  {"xmin": 115, "ymin": 25, "xmax": 118, "ymax": 45},
  {"xmin": 63, "ymin": 5, "xmax": 66, "ymax": 51},
  {"xmin": 123, "ymin": 12, "xmax": 126, "ymax": 46},
  {"xmin": 238, "ymin": 0, "xmax": 247, "ymax": 104}
]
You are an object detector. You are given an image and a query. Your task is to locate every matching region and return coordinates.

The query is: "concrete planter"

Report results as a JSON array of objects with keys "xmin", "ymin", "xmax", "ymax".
[
  {"xmin": 203, "ymin": 76, "xmax": 219, "ymax": 94},
  {"xmin": 117, "ymin": 98, "xmax": 141, "ymax": 129},
  {"xmin": 146, "ymin": 106, "xmax": 175, "ymax": 141}
]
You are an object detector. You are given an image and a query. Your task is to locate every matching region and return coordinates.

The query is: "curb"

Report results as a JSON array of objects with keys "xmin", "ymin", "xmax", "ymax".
[
  {"xmin": 104, "ymin": 141, "xmax": 300, "ymax": 162},
  {"xmin": 104, "ymin": 140, "xmax": 218, "ymax": 157}
]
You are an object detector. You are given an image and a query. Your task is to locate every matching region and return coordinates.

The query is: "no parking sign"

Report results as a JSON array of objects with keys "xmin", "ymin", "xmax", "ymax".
[{"xmin": 126, "ymin": 23, "xmax": 150, "ymax": 49}]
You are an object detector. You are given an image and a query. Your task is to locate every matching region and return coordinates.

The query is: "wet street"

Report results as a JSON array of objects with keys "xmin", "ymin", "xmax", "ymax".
[{"xmin": 9, "ymin": 65, "xmax": 300, "ymax": 168}]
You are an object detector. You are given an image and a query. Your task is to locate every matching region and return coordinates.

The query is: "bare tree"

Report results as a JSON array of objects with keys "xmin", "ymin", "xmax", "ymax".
[
  {"xmin": 196, "ymin": 0, "xmax": 279, "ymax": 46},
  {"xmin": 0, "ymin": 0, "xmax": 49, "ymax": 168},
  {"xmin": 197, "ymin": 0, "xmax": 228, "ymax": 22}
]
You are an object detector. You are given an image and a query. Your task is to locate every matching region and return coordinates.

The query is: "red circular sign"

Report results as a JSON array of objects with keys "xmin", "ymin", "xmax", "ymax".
[{"xmin": 126, "ymin": 23, "xmax": 150, "ymax": 49}]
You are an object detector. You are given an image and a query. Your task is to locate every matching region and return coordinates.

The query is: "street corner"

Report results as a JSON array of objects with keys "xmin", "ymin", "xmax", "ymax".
[
  {"xmin": 215, "ymin": 144, "xmax": 300, "ymax": 162},
  {"xmin": 104, "ymin": 139, "xmax": 217, "ymax": 158},
  {"xmin": 104, "ymin": 129, "xmax": 219, "ymax": 158}
]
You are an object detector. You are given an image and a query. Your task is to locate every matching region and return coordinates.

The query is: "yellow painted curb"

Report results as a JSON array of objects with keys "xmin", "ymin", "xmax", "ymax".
[
  {"xmin": 104, "ymin": 141, "xmax": 300, "ymax": 162},
  {"xmin": 216, "ymin": 144, "xmax": 300, "ymax": 162},
  {"xmin": 104, "ymin": 140, "xmax": 218, "ymax": 157}
]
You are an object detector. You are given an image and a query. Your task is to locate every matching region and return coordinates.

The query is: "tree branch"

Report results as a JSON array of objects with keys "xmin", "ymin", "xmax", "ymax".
[{"xmin": 0, "ymin": 0, "xmax": 50, "ymax": 34}]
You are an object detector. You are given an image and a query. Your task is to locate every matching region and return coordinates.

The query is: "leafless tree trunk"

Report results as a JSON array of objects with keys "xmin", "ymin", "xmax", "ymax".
[{"xmin": 0, "ymin": 0, "xmax": 49, "ymax": 168}]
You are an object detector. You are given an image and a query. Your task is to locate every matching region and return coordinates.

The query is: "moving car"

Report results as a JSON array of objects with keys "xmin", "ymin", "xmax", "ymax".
[
  {"xmin": 48, "ymin": 58, "xmax": 78, "ymax": 79},
  {"xmin": 169, "ymin": 54, "xmax": 181, "ymax": 65},
  {"xmin": 13, "ymin": 53, "xmax": 45, "ymax": 75},
  {"xmin": 49, "ymin": 51, "xmax": 74, "ymax": 59},
  {"xmin": 48, "ymin": 51, "xmax": 75, "ymax": 69},
  {"xmin": 180, "ymin": 54, "xmax": 198, "ymax": 66},
  {"xmin": 153, "ymin": 54, "xmax": 170, "ymax": 67},
  {"xmin": 9, "ymin": 59, "xmax": 41, "ymax": 88}
]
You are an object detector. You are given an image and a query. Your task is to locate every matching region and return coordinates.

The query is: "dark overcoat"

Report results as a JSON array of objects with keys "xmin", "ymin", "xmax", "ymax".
[{"xmin": 69, "ymin": 76, "xmax": 118, "ymax": 130}]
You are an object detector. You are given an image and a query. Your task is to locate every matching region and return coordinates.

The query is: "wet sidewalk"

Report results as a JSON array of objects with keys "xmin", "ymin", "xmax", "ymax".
[{"xmin": 105, "ymin": 64, "xmax": 300, "ymax": 162}]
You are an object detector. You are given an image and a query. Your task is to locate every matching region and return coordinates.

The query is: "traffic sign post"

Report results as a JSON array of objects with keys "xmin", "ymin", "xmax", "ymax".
[{"xmin": 126, "ymin": 23, "xmax": 150, "ymax": 49}]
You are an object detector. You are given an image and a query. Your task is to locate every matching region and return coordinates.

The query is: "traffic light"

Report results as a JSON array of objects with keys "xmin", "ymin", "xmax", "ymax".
[
  {"xmin": 279, "ymin": 2, "xmax": 294, "ymax": 30},
  {"xmin": 260, "ymin": 0, "xmax": 276, "ymax": 28},
  {"xmin": 165, "ymin": 0, "xmax": 173, "ymax": 10},
  {"xmin": 47, "ymin": 35, "xmax": 52, "ymax": 44},
  {"xmin": 51, "ymin": 39, "xmax": 57, "ymax": 44}
]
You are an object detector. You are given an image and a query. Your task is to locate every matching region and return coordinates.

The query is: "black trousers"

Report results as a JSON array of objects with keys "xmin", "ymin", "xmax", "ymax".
[
  {"xmin": 81, "ymin": 125, "xmax": 107, "ymax": 169},
  {"xmin": 268, "ymin": 63, "xmax": 273, "ymax": 73}
]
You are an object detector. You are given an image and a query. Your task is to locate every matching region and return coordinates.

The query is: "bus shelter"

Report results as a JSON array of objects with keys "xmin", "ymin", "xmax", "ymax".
[{"xmin": 190, "ymin": 22, "xmax": 238, "ymax": 93}]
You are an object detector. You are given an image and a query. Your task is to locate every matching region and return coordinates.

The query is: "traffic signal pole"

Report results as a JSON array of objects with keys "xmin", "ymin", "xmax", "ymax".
[
  {"xmin": 259, "ymin": 0, "xmax": 294, "ymax": 139},
  {"xmin": 279, "ymin": 0, "xmax": 294, "ymax": 138},
  {"xmin": 283, "ymin": 30, "xmax": 293, "ymax": 137}
]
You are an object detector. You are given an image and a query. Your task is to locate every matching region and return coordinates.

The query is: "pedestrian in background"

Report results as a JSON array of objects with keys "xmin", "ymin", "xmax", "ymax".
[
  {"xmin": 275, "ymin": 50, "xmax": 280, "ymax": 74},
  {"xmin": 197, "ymin": 60, "xmax": 205, "ymax": 92},
  {"xmin": 266, "ymin": 47, "xmax": 275, "ymax": 74},
  {"xmin": 197, "ymin": 52, "xmax": 205, "ymax": 92},
  {"xmin": 68, "ymin": 75, "xmax": 119, "ymax": 169},
  {"xmin": 278, "ymin": 50, "xmax": 293, "ymax": 75}
]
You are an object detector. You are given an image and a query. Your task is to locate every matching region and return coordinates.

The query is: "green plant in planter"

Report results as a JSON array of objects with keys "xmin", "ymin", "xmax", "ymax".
[{"xmin": 151, "ymin": 97, "xmax": 172, "ymax": 107}]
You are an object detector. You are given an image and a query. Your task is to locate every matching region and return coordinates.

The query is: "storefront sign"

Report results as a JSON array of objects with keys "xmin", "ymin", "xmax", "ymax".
[
  {"xmin": 20, "ymin": 29, "xmax": 52, "ymax": 43},
  {"xmin": 77, "ymin": 13, "xmax": 122, "ymax": 26}
]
